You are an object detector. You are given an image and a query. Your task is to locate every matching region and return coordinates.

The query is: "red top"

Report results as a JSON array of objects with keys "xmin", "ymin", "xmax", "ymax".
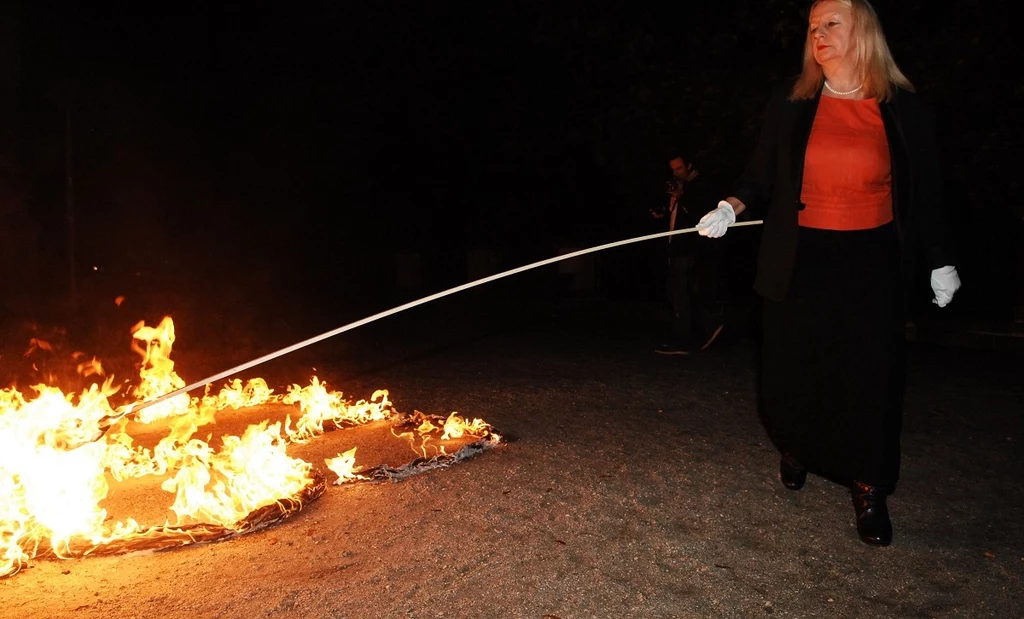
[{"xmin": 799, "ymin": 96, "xmax": 893, "ymax": 230}]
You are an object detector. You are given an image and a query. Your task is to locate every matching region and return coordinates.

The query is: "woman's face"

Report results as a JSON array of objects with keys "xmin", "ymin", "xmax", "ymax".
[{"xmin": 809, "ymin": 0, "xmax": 855, "ymax": 67}]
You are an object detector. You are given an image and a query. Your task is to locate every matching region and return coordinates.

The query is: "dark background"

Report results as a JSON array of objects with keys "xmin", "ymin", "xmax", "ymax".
[{"xmin": 2, "ymin": 0, "xmax": 1021, "ymax": 354}]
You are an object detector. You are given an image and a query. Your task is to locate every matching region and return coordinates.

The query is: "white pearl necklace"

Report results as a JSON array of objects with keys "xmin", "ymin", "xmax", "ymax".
[{"xmin": 824, "ymin": 80, "xmax": 863, "ymax": 96}]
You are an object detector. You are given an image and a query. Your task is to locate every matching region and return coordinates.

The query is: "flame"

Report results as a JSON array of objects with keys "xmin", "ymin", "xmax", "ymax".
[
  {"xmin": 441, "ymin": 412, "xmax": 491, "ymax": 440},
  {"xmin": 282, "ymin": 379, "xmax": 392, "ymax": 442},
  {"xmin": 24, "ymin": 337, "xmax": 53, "ymax": 357},
  {"xmin": 0, "ymin": 379, "xmax": 127, "ymax": 573},
  {"xmin": 206, "ymin": 377, "xmax": 276, "ymax": 410},
  {"xmin": 387, "ymin": 411, "xmax": 492, "ymax": 458},
  {"xmin": 160, "ymin": 422, "xmax": 311, "ymax": 525},
  {"xmin": 0, "ymin": 315, "xmax": 495, "ymax": 578},
  {"xmin": 325, "ymin": 447, "xmax": 365, "ymax": 483},
  {"xmin": 73, "ymin": 352, "xmax": 106, "ymax": 378},
  {"xmin": 130, "ymin": 317, "xmax": 190, "ymax": 423}
]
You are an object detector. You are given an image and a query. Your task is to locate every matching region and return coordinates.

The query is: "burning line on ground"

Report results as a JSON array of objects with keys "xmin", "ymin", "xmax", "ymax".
[
  {"xmin": 2, "ymin": 318, "xmax": 502, "ymax": 578},
  {"xmin": 346, "ymin": 426, "xmax": 503, "ymax": 484},
  {"xmin": 36, "ymin": 470, "xmax": 329, "ymax": 560}
]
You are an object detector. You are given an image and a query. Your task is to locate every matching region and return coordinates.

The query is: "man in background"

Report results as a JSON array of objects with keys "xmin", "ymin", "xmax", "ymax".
[{"xmin": 651, "ymin": 154, "xmax": 724, "ymax": 354}]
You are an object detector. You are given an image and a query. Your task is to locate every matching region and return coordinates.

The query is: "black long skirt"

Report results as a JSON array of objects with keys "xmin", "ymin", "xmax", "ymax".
[{"xmin": 760, "ymin": 223, "xmax": 905, "ymax": 489}]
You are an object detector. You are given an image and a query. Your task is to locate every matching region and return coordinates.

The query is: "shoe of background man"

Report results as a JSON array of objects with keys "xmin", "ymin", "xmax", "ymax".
[
  {"xmin": 699, "ymin": 323, "xmax": 724, "ymax": 351},
  {"xmin": 654, "ymin": 342, "xmax": 690, "ymax": 355},
  {"xmin": 779, "ymin": 452, "xmax": 807, "ymax": 490}
]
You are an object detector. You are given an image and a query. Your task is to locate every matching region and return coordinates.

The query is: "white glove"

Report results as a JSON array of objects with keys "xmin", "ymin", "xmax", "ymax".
[
  {"xmin": 696, "ymin": 201, "xmax": 736, "ymax": 238},
  {"xmin": 930, "ymin": 265, "xmax": 961, "ymax": 308}
]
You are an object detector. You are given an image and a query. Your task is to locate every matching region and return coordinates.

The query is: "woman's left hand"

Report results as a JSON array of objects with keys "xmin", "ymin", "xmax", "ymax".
[{"xmin": 930, "ymin": 265, "xmax": 961, "ymax": 307}]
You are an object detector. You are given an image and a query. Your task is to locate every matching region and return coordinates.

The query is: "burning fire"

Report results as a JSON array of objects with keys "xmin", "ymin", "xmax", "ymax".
[{"xmin": 0, "ymin": 316, "xmax": 498, "ymax": 578}]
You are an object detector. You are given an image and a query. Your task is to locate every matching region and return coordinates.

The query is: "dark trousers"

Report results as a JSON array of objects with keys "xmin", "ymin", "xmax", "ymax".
[{"xmin": 665, "ymin": 250, "xmax": 721, "ymax": 344}]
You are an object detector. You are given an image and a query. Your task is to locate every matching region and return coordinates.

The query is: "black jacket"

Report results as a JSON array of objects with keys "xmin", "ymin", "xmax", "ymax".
[
  {"xmin": 732, "ymin": 83, "xmax": 953, "ymax": 302},
  {"xmin": 665, "ymin": 175, "xmax": 718, "ymax": 260}
]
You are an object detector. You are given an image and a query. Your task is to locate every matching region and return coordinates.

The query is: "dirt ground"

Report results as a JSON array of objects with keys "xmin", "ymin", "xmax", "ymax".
[{"xmin": 1, "ymin": 293, "xmax": 1022, "ymax": 619}]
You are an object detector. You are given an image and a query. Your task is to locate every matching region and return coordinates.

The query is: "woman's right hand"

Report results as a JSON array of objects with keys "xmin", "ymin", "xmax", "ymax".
[{"xmin": 696, "ymin": 200, "xmax": 738, "ymax": 238}]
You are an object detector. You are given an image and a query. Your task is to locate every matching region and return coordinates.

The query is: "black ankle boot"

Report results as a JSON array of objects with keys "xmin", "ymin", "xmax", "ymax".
[
  {"xmin": 779, "ymin": 453, "xmax": 807, "ymax": 490},
  {"xmin": 852, "ymin": 481, "xmax": 892, "ymax": 546}
]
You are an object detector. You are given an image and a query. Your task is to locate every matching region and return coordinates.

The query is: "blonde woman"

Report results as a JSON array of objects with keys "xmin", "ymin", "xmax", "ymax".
[{"xmin": 697, "ymin": 0, "xmax": 960, "ymax": 546}]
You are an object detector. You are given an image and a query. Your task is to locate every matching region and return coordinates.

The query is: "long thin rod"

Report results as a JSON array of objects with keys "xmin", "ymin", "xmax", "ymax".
[{"xmin": 123, "ymin": 221, "xmax": 763, "ymax": 417}]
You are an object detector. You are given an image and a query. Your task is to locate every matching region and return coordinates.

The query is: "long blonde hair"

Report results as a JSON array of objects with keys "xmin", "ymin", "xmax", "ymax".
[{"xmin": 790, "ymin": 0, "xmax": 914, "ymax": 101}]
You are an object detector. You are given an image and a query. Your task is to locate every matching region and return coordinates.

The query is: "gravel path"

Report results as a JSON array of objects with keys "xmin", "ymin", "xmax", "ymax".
[{"xmin": 2, "ymin": 295, "xmax": 1021, "ymax": 619}]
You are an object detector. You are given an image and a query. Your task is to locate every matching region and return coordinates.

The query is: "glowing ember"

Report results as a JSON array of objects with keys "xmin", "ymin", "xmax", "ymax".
[{"xmin": 0, "ymin": 315, "xmax": 499, "ymax": 578}]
